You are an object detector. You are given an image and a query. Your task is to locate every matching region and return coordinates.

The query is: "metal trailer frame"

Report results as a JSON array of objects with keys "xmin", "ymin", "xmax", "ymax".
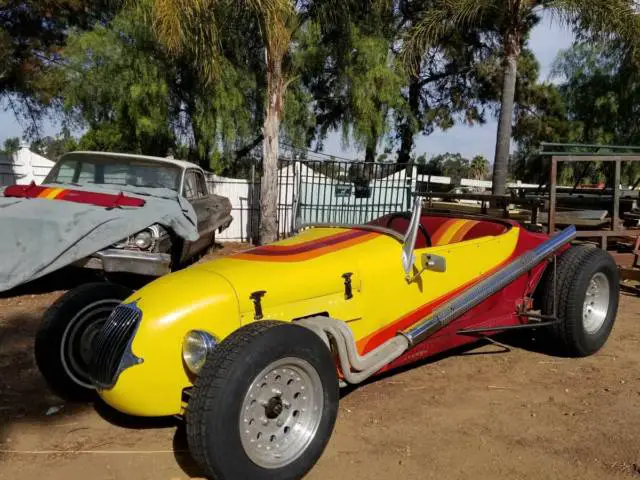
[{"xmin": 541, "ymin": 143, "xmax": 640, "ymax": 249}]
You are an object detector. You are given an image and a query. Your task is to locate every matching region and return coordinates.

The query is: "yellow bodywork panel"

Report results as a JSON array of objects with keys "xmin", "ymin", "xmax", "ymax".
[
  {"xmin": 99, "ymin": 269, "xmax": 240, "ymax": 415},
  {"xmin": 97, "ymin": 225, "xmax": 520, "ymax": 416}
]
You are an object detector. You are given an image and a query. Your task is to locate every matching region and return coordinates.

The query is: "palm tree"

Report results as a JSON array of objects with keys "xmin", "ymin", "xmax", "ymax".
[
  {"xmin": 402, "ymin": 0, "xmax": 638, "ymax": 196},
  {"xmin": 142, "ymin": 0, "xmax": 339, "ymax": 243},
  {"xmin": 470, "ymin": 154, "xmax": 489, "ymax": 180}
]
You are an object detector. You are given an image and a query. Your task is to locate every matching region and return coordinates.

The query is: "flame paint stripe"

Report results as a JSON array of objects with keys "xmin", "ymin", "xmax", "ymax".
[{"xmin": 234, "ymin": 230, "xmax": 378, "ymax": 262}]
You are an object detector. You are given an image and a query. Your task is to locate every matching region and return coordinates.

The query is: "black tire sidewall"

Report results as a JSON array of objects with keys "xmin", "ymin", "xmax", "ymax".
[
  {"xmin": 566, "ymin": 251, "xmax": 619, "ymax": 355},
  {"xmin": 35, "ymin": 282, "xmax": 132, "ymax": 400},
  {"xmin": 187, "ymin": 323, "xmax": 339, "ymax": 480}
]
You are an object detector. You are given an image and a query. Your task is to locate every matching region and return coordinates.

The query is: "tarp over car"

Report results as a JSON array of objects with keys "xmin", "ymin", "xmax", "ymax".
[{"xmin": 0, "ymin": 183, "xmax": 198, "ymax": 292}]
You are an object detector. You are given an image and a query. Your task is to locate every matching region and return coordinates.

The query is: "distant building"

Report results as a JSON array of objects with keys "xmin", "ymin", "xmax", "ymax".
[{"xmin": 0, "ymin": 143, "xmax": 55, "ymax": 186}]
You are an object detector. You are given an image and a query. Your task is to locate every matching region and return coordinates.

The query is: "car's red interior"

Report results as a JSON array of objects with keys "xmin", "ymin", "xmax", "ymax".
[{"xmin": 369, "ymin": 214, "xmax": 510, "ymax": 248}]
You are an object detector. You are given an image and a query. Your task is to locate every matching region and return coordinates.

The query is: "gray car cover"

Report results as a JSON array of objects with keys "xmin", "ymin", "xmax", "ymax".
[{"xmin": 0, "ymin": 183, "xmax": 198, "ymax": 292}]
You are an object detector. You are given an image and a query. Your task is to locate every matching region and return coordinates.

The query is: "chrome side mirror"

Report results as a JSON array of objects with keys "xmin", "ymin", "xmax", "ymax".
[{"xmin": 402, "ymin": 197, "xmax": 423, "ymax": 280}]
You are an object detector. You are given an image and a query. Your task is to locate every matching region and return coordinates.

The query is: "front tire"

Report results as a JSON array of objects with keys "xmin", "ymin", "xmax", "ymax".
[
  {"xmin": 541, "ymin": 245, "xmax": 619, "ymax": 357},
  {"xmin": 35, "ymin": 282, "xmax": 132, "ymax": 400},
  {"xmin": 186, "ymin": 321, "xmax": 339, "ymax": 480}
]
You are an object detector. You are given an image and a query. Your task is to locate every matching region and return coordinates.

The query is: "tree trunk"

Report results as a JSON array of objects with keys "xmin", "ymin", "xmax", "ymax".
[
  {"xmin": 398, "ymin": 70, "xmax": 421, "ymax": 165},
  {"xmin": 365, "ymin": 143, "xmax": 376, "ymax": 163},
  {"xmin": 259, "ymin": 54, "xmax": 285, "ymax": 245},
  {"xmin": 492, "ymin": 37, "xmax": 519, "ymax": 196}
]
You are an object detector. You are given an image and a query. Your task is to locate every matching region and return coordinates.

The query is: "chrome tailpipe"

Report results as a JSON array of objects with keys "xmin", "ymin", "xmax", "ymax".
[{"xmin": 299, "ymin": 226, "xmax": 576, "ymax": 385}]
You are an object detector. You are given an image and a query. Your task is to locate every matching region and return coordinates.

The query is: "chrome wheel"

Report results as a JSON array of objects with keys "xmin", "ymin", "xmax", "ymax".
[
  {"xmin": 239, "ymin": 357, "xmax": 324, "ymax": 469},
  {"xmin": 582, "ymin": 272, "xmax": 610, "ymax": 334},
  {"xmin": 60, "ymin": 299, "xmax": 120, "ymax": 389}
]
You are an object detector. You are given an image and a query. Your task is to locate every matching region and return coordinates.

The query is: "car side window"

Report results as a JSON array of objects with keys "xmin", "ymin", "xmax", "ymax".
[
  {"xmin": 195, "ymin": 171, "xmax": 209, "ymax": 197},
  {"xmin": 55, "ymin": 160, "xmax": 77, "ymax": 183},
  {"xmin": 183, "ymin": 171, "xmax": 198, "ymax": 199}
]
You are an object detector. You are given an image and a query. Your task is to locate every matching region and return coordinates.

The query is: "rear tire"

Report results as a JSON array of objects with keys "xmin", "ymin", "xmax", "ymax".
[
  {"xmin": 186, "ymin": 321, "xmax": 339, "ymax": 480},
  {"xmin": 35, "ymin": 282, "xmax": 132, "ymax": 400},
  {"xmin": 541, "ymin": 245, "xmax": 619, "ymax": 357}
]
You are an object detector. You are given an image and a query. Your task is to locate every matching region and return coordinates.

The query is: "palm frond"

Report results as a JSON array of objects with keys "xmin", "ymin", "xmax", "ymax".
[
  {"xmin": 400, "ymin": 0, "xmax": 495, "ymax": 74},
  {"xmin": 546, "ymin": 0, "xmax": 640, "ymax": 46}
]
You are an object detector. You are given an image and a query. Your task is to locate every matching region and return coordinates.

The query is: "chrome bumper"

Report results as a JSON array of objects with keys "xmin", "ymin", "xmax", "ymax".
[
  {"xmin": 79, "ymin": 249, "xmax": 171, "ymax": 277},
  {"xmin": 218, "ymin": 215, "xmax": 233, "ymax": 233}
]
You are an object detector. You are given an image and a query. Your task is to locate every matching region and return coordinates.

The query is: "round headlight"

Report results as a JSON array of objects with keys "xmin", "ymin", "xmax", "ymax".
[
  {"xmin": 182, "ymin": 330, "xmax": 217, "ymax": 375},
  {"xmin": 133, "ymin": 230, "xmax": 153, "ymax": 250}
]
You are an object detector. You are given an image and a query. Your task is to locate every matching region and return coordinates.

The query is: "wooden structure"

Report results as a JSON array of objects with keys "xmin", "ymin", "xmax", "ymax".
[{"xmin": 542, "ymin": 143, "xmax": 640, "ymax": 249}]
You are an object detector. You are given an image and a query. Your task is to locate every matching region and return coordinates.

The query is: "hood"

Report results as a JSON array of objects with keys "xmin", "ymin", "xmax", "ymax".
[{"xmin": 194, "ymin": 227, "xmax": 386, "ymax": 320}]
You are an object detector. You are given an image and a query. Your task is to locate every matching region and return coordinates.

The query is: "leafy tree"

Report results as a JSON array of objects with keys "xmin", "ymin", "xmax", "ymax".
[
  {"xmin": 30, "ymin": 129, "xmax": 78, "ymax": 160},
  {"xmin": 340, "ymin": 28, "xmax": 404, "ymax": 162},
  {"xmin": 51, "ymin": 7, "xmax": 256, "ymax": 169},
  {"xmin": 552, "ymin": 42, "xmax": 640, "ymax": 145},
  {"xmin": 304, "ymin": 0, "xmax": 494, "ymax": 166},
  {"xmin": 291, "ymin": 5, "xmax": 402, "ymax": 163},
  {"xmin": 403, "ymin": 0, "xmax": 639, "ymax": 195},
  {"xmin": 395, "ymin": 0, "xmax": 497, "ymax": 165},
  {"xmin": 0, "ymin": 1, "xmax": 117, "ymax": 136},
  {"xmin": 513, "ymin": 41, "xmax": 640, "ymax": 186},
  {"xmin": 145, "ymin": 0, "xmax": 351, "ymax": 243},
  {"xmin": 1, "ymin": 137, "xmax": 20, "ymax": 155},
  {"xmin": 56, "ymin": 14, "xmax": 175, "ymax": 157},
  {"xmin": 425, "ymin": 152, "xmax": 471, "ymax": 180}
]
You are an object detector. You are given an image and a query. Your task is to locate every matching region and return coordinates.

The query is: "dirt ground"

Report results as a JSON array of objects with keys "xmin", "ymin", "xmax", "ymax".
[{"xmin": 1, "ymin": 244, "xmax": 640, "ymax": 480}]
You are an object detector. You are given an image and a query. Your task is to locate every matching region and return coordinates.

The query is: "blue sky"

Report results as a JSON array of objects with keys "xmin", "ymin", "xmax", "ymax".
[{"xmin": 0, "ymin": 14, "xmax": 574, "ymax": 161}]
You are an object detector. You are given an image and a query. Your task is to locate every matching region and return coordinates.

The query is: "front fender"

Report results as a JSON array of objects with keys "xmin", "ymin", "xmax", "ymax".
[{"xmin": 99, "ymin": 266, "xmax": 240, "ymax": 416}]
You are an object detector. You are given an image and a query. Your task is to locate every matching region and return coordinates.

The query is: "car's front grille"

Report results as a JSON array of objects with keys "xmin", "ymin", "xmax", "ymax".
[{"xmin": 89, "ymin": 302, "xmax": 142, "ymax": 388}]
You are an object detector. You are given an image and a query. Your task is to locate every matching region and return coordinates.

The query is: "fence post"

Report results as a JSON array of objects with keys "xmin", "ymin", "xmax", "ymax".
[
  {"xmin": 548, "ymin": 156, "xmax": 558, "ymax": 235},
  {"xmin": 250, "ymin": 163, "xmax": 256, "ymax": 244},
  {"xmin": 292, "ymin": 161, "xmax": 301, "ymax": 232},
  {"xmin": 613, "ymin": 158, "xmax": 621, "ymax": 231},
  {"xmin": 411, "ymin": 164, "xmax": 418, "ymax": 203}
]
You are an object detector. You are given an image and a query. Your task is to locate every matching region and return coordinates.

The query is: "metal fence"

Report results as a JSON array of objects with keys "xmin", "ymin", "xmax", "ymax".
[
  {"xmin": 282, "ymin": 160, "xmax": 414, "ymax": 227},
  {"xmin": 208, "ymin": 160, "xmax": 432, "ymax": 242}
]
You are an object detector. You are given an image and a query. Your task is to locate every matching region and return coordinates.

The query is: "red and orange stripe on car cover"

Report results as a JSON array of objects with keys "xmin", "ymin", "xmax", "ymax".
[
  {"xmin": 3, "ymin": 183, "xmax": 145, "ymax": 208},
  {"xmin": 234, "ymin": 229, "xmax": 379, "ymax": 262}
]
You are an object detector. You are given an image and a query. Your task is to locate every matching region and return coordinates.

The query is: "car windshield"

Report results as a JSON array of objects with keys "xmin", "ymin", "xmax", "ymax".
[{"xmin": 44, "ymin": 155, "xmax": 182, "ymax": 191}]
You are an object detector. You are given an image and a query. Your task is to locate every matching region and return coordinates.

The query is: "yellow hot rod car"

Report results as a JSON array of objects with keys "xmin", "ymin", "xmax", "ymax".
[{"xmin": 36, "ymin": 199, "xmax": 619, "ymax": 479}]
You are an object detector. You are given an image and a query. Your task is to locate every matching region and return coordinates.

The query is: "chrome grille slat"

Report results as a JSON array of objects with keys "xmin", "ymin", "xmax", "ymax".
[
  {"xmin": 89, "ymin": 303, "xmax": 141, "ymax": 388},
  {"xmin": 94, "ymin": 307, "xmax": 128, "ymax": 371}
]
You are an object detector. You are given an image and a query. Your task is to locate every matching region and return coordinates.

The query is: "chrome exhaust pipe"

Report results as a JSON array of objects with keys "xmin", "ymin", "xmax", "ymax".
[{"xmin": 401, "ymin": 225, "xmax": 576, "ymax": 346}]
